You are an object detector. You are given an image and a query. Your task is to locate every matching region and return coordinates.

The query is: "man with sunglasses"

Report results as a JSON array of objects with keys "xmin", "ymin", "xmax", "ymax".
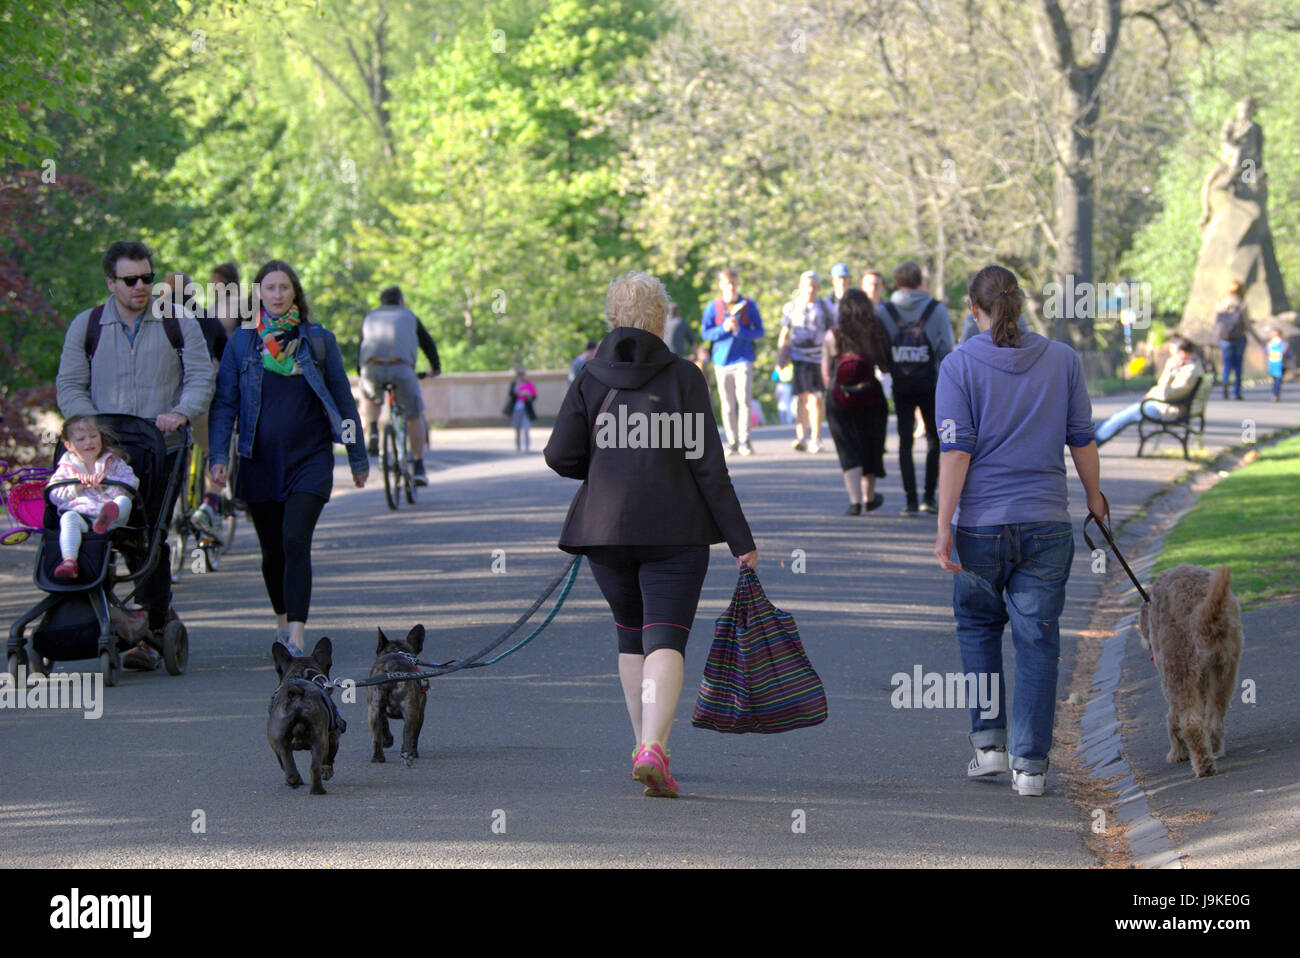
[{"xmin": 56, "ymin": 240, "xmax": 214, "ymax": 667}]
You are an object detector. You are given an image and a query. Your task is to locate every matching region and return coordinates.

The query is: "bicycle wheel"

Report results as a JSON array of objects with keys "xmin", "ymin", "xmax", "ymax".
[
  {"xmin": 216, "ymin": 498, "xmax": 237, "ymax": 555},
  {"xmin": 382, "ymin": 424, "xmax": 399, "ymax": 510},
  {"xmin": 169, "ymin": 499, "xmax": 188, "ymax": 581},
  {"xmin": 402, "ymin": 432, "xmax": 417, "ymax": 505}
]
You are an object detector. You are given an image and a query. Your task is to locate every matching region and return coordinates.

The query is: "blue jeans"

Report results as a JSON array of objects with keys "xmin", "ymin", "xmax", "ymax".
[
  {"xmin": 1220, "ymin": 338, "xmax": 1245, "ymax": 399},
  {"xmin": 1095, "ymin": 401, "xmax": 1143, "ymax": 443},
  {"xmin": 951, "ymin": 522, "xmax": 1074, "ymax": 773}
]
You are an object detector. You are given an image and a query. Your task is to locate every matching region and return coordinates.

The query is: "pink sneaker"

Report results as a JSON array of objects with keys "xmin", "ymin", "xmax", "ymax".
[
  {"xmin": 54, "ymin": 557, "xmax": 79, "ymax": 579},
  {"xmin": 92, "ymin": 501, "xmax": 119, "ymax": 534},
  {"xmin": 633, "ymin": 743, "xmax": 679, "ymax": 798}
]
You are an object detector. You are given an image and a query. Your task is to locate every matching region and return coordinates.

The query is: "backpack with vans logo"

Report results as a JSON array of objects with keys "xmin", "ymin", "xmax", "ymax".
[
  {"xmin": 881, "ymin": 299, "xmax": 941, "ymax": 391},
  {"xmin": 829, "ymin": 353, "xmax": 883, "ymax": 411}
]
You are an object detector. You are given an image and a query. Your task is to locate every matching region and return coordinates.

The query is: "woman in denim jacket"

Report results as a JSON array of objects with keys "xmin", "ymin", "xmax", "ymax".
[
  {"xmin": 208, "ymin": 260, "xmax": 368, "ymax": 654},
  {"xmin": 933, "ymin": 265, "xmax": 1108, "ymax": 798}
]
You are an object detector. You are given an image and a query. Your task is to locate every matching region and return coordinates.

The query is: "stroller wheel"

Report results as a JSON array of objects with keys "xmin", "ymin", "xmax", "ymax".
[
  {"xmin": 163, "ymin": 620, "xmax": 189, "ymax": 676},
  {"xmin": 7, "ymin": 650, "xmax": 26, "ymax": 684},
  {"xmin": 99, "ymin": 649, "xmax": 118, "ymax": 688}
]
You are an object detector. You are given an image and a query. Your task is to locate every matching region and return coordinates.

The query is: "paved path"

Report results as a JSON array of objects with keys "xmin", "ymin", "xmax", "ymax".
[{"xmin": 0, "ymin": 383, "xmax": 1292, "ymax": 866}]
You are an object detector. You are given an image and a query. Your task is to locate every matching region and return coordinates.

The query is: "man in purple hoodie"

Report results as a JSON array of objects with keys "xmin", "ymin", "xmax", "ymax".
[{"xmin": 933, "ymin": 266, "xmax": 1107, "ymax": 799}]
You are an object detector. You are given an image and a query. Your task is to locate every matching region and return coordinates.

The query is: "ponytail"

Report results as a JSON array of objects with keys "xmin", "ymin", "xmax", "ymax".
[{"xmin": 969, "ymin": 265, "xmax": 1024, "ymax": 348}]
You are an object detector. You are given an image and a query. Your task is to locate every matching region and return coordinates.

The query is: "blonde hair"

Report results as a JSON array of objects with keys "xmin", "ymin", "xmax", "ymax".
[{"xmin": 605, "ymin": 270, "xmax": 670, "ymax": 338}]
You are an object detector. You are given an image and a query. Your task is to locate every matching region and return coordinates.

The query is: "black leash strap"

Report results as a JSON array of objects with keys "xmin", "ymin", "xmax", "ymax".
[
  {"xmin": 341, "ymin": 555, "xmax": 583, "ymax": 689},
  {"xmin": 1082, "ymin": 493, "xmax": 1150, "ymax": 604}
]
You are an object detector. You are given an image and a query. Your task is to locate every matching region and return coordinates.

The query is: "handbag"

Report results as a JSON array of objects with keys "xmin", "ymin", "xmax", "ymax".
[{"xmin": 692, "ymin": 568, "xmax": 828, "ymax": 733}]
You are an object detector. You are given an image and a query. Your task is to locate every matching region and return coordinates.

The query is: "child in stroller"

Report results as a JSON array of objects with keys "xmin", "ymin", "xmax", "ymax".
[
  {"xmin": 48, "ymin": 415, "xmax": 139, "ymax": 580},
  {"xmin": 6, "ymin": 413, "xmax": 191, "ymax": 686}
]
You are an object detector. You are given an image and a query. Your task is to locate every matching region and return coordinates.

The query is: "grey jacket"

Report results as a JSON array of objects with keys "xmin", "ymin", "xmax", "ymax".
[
  {"xmin": 878, "ymin": 289, "xmax": 956, "ymax": 364},
  {"xmin": 57, "ymin": 296, "xmax": 215, "ymax": 445}
]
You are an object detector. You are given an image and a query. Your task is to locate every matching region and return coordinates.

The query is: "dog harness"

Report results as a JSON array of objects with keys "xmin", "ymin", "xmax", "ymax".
[{"xmin": 269, "ymin": 670, "xmax": 348, "ymax": 735}]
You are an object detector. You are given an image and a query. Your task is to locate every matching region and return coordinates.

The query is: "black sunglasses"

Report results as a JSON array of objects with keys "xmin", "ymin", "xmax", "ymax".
[{"xmin": 116, "ymin": 273, "xmax": 155, "ymax": 286}]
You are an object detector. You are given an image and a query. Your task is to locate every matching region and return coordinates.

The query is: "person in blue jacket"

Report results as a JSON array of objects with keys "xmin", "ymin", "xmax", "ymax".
[
  {"xmin": 208, "ymin": 260, "xmax": 368, "ymax": 655},
  {"xmin": 700, "ymin": 268, "xmax": 764, "ymax": 456}
]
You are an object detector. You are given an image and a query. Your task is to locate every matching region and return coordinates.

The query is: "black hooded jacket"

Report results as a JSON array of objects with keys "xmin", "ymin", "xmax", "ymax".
[{"xmin": 544, "ymin": 326, "xmax": 755, "ymax": 556}]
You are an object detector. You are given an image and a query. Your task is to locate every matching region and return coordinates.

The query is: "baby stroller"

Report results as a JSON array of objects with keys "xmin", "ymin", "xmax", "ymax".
[{"xmin": 6, "ymin": 415, "xmax": 192, "ymax": 687}]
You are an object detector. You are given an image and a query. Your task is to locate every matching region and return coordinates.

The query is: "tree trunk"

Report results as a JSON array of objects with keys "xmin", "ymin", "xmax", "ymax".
[
  {"xmin": 1052, "ymin": 71, "xmax": 1097, "ymax": 345},
  {"xmin": 1033, "ymin": 0, "xmax": 1121, "ymax": 349}
]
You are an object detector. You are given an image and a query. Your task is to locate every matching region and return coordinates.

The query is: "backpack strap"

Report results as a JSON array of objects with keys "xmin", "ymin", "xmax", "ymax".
[
  {"xmin": 296, "ymin": 321, "xmax": 327, "ymax": 365},
  {"xmin": 83, "ymin": 303, "xmax": 186, "ymax": 389},
  {"xmin": 163, "ymin": 310, "xmax": 185, "ymax": 374},
  {"xmin": 882, "ymin": 298, "xmax": 940, "ymax": 329},
  {"xmin": 83, "ymin": 305, "xmax": 105, "ymax": 391}
]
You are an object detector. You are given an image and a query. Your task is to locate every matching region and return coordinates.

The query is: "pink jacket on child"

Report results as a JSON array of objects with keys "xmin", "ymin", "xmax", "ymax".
[{"xmin": 48, "ymin": 451, "xmax": 139, "ymax": 516}]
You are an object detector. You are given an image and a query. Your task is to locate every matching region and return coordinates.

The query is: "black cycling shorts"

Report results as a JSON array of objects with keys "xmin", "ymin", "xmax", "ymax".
[{"xmin": 585, "ymin": 545, "xmax": 710, "ymax": 655}]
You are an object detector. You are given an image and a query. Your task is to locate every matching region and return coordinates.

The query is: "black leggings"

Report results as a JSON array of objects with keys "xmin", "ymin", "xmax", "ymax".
[
  {"xmin": 585, "ymin": 545, "xmax": 710, "ymax": 656},
  {"xmin": 893, "ymin": 386, "xmax": 939, "ymax": 502},
  {"xmin": 246, "ymin": 494, "xmax": 327, "ymax": 623}
]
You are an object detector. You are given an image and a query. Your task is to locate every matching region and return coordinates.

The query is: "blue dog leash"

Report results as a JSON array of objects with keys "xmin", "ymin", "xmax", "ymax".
[{"xmin": 339, "ymin": 555, "xmax": 584, "ymax": 689}]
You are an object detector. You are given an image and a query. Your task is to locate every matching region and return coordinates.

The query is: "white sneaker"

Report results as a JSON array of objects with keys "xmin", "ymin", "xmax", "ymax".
[
  {"xmin": 1011, "ymin": 769, "xmax": 1045, "ymax": 796},
  {"xmin": 809, "ymin": 442, "xmax": 823, "ymax": 454},
  {"xmin": 967, "ymin": 746, "xmax": 1009, "ymax": 778},
  {"xmin": 190, "ymin": 503, "xmax": 218, "ymax": 537}
]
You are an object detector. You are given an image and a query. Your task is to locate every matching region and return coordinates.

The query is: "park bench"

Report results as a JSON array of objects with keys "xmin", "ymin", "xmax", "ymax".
[{"xmin": 1136, "ymin": 372, "xmax": 1213, "ymax": 460}]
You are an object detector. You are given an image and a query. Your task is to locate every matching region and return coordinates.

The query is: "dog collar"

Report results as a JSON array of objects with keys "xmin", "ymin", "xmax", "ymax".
[{"xmin": 387, "ymin": 651, "xmax": 429, "ymax": 691}]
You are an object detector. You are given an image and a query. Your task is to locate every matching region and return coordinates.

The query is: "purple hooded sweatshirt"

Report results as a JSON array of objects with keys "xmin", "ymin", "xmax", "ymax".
[{"xmin": 936, "ymin": 330, "xmax": 1094, "ymax": 527}]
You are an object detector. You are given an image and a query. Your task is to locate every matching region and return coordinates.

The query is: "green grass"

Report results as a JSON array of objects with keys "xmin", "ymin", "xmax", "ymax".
[{"xmin": 1155, "ymin": 432, "xmax": 1300, "ymax": 607}]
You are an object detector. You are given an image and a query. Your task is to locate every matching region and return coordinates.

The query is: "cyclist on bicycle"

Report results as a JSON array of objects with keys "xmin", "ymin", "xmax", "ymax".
[
  {"xmin": 164, "ymin": 270, "xmax": 231, "ymax": 540},
  {"xmin": 359, "ymin": 286, "xmax": 441, "ymax": 486}
]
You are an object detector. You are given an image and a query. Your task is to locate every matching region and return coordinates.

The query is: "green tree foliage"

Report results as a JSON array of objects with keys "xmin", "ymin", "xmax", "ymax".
[
  {"xmin": 362, "ymin": 0, "xmax": 664, "ymax": 370},
  {"xmin": 0, "ymin": 0, "xmax": 181, "ymax": 164}
]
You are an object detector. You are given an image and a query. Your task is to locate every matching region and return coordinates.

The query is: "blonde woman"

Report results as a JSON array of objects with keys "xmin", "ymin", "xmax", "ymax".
[{"xmin": 545, "ymin": 271, "xmax": 757, "ymax": 798}]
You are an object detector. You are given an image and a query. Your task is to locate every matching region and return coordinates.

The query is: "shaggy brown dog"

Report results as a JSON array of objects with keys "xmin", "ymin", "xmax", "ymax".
[{"xmin": 1139, "ymin": 564, "xmax": 1243, "ymax": 777}]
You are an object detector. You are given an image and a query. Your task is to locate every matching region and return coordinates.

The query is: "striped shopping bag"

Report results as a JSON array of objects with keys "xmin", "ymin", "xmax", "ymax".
[{"xmin": 692, "ymin": 568, "xmax": 828, "ymax": 733}]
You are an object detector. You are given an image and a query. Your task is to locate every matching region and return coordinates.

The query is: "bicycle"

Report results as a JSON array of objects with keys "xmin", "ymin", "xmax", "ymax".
[
  {"xmin": 170, "ymin": 437, "xmax": 239, "ymax": 577},
  {"xmin": 381, "ymin": 378, "xmax": 426, "ymax": 511}
]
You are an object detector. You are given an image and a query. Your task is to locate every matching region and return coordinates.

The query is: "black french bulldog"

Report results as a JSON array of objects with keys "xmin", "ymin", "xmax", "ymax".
[
  {"xmin": 367, "ymin": 626, "xmax": 427, "ymax": 767},
  {"xmin": 268, "ymin": 637, "xmax": 346, "ymax": 795}
]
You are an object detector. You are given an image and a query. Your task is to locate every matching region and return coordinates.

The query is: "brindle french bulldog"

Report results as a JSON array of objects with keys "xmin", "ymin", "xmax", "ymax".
[
  {"xmin": 367, "ymin": 626, "xmax": 427, "ymax": 767},
  {"xmin": 268, "ymin": 637, "xmax": 345, "ymax": 794}
]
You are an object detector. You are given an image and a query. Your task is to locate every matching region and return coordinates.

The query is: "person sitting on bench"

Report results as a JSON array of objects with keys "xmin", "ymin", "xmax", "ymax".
[{"xmin": 1095, "ymin": 338, "xmax": 1204, "ymax": 447}]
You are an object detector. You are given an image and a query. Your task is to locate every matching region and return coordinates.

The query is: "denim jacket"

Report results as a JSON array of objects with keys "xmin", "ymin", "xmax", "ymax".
[{"xmin": 208, "ymin": 323, "xmax": 368, "ymax": 475}]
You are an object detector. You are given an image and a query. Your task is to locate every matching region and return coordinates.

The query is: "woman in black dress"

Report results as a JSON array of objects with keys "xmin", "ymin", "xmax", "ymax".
[
  {"xmin": 207, "ymin": 260, "xmax": 369, "ymax": 654},
  {"xmin": 821, "ymin": 288, "xmax": 891, "ymax": 514}
]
